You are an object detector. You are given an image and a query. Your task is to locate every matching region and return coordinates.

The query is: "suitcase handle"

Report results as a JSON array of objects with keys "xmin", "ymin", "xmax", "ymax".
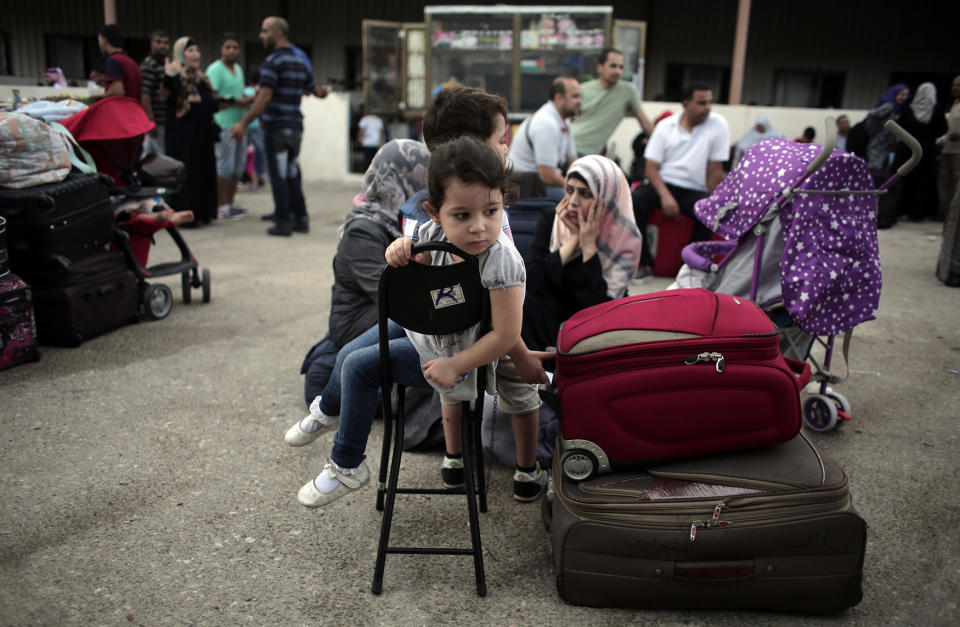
[
  {"xmin": 674, "ymin": 560, "xmax": 755, "ymax": 581},
  {"xmin": 81, "ymin": 281, "xmax": 126, "ymax": 300},
  {"xmin": 783, "ymin": 356, "xmax": 812, "ymax": 388}
]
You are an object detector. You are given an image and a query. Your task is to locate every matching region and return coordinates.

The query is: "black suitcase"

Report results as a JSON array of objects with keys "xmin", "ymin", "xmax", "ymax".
[
  {"xmin": 0, "ymin": 172, "xmax": 114, "ymax": 274},
  {"xmin": 30, "ymin": 251, "xmax": 140, "ymax": 347},
  {"xmin": 542, "ymin": 432, "xmax": 866, "ymax": 614},
  {"xmin": 937, "ymin": 184, "xmax": 960, "ymax": 286}
]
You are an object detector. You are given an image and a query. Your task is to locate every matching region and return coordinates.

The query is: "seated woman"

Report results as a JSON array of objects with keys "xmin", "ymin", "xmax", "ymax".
[
  {"xmin": 521, "ymin": 155, "xmax": 644, "ymax": 352},
  {"xmin": 301, "ymin": 139, "xmax": 430, "ymax": 406}
]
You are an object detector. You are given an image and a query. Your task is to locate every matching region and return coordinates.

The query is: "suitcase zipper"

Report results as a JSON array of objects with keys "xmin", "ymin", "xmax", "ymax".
[
  {"xmin": 560, "ymin": 344, "xmax": 781, "ymax": 380},
  {"xmin": 683, "ymin": 351, "xmax": 726, "ymax": 373}
]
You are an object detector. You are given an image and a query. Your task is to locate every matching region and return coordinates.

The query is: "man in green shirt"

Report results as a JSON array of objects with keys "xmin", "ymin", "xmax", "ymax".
[
  {"xmin": 207, "ymin": 33, "xmax": 254, "ymax": 219},
  {"xmin": 571, "ymin": 48, "xmax": 653, "ymax": 156}
]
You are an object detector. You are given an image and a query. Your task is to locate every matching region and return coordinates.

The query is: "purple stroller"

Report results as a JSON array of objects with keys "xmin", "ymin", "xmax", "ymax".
[{"xmin": 676, "ymin": 118, "xmax": 922, "ymax": 431}]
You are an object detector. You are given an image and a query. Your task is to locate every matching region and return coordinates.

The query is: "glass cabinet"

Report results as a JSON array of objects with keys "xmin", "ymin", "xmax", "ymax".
[
  {"xmin": 362, "ymin": 21, "xmax": 429, "ymax": 115},
  {"xmin": 364, "ymin": 7, "xmax": 645, "ymax": 115}
]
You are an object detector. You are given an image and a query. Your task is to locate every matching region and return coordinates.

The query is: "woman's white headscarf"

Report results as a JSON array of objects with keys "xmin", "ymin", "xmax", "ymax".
[
  {"xmin": 910, "ymin": 83, "xmax": 936, "ymax": 125},
  {"xmin": 549, "ymin": 155, "xmax": 643, "ymax": 299},
  {"xmin": 735, "ymin": 114, "xmax": 784, "ymax": 153}
]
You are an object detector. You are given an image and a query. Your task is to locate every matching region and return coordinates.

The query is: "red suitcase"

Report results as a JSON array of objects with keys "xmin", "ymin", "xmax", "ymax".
[
  {"xmin": 554, "ymin": 288, "xmax": 810, "ymax": 479},
  {"xmin": 647, "ymin": 208, "xmax": 694, "ymax": 277}
]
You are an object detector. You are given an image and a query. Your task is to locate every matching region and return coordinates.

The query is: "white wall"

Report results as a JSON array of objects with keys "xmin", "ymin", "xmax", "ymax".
[
  {"xmin": 605, "ymin": 102, "xmax": 870, "ymax": 173},
  {"xmin": 299, "ymin": 92, "xmax": 355, "ymax": 184}
]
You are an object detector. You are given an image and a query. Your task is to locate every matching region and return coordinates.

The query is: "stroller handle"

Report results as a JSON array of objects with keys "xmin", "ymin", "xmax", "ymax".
[
  {"xmin": 884, "ymin": 119, "xmax": 923, "ymax": 177},
  {"xmin": 806, "ymin": 116, "xmax": 836, "ymax": 174}
]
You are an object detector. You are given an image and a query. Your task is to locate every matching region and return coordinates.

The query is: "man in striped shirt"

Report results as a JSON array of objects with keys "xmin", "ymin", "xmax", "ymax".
[{"xmin": 230, "ymin": 16, "xmax": 329, "ymax": 236}]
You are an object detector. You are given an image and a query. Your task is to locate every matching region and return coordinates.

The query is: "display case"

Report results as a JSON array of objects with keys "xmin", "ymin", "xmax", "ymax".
[
  {"xmin": 364, "ymin": 7, "xmax": 646, "ymax": 116},
  {"xmin": 362, "ymin": 21, "xmax": 428, "ymax": 115},
  {"xmin": 426, "ymin": 5, "xmax": 612, "ymax": 113}
]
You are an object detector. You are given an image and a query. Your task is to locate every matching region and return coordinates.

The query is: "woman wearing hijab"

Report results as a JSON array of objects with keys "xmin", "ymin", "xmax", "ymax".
[
  {"xmin": 163, "ymin": 37, "xmax": 218, "ymax": 226},
  {"xmin": 896, "ymin": 83, "xmax": 947, "ymax": 221},
  {"xmin": 860, "ymin": 84, "xmax": 910, "ymax": 228},
  {"xmin": 732, "ymin": 114, "xmax": 784, "ymax": 167},
  {"xmin": 301, "ymin": 139, "xmax": 430, "ymax": 404},
  {"xmin": 864, "ymin": 83, "xmax": 910, "ymax": 179},
  {"xmin": 522, "ymin": 155, "xmax": 644, "ymax": 352}
]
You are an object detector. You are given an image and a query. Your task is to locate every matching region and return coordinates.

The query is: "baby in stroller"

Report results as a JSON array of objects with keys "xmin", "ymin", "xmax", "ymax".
[{"xmin": 669, "ymin": 117, "xmax": 921, "ymax": 431}]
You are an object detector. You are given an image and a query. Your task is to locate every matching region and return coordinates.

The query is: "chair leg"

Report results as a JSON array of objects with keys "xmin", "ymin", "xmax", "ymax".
[
  {"xmin": 375, "ymin": 386, "xmax": 399, "ymax": 512},
  {"xmin": 474, "ymin": 404, "xmax": 487, "ymax": 513},
  {"xmin": 460, "ymin": 401, "xmax": 487, "ymax": 596},
  {"xmin": 371, "ymin": 398, "xmax": 407, "ymax": 595}
]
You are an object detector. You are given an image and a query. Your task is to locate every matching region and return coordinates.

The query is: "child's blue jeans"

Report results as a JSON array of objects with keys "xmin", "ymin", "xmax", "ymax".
[{"xmin": 321, "ymin": 321, "xmax": 427, "ymax": 469}]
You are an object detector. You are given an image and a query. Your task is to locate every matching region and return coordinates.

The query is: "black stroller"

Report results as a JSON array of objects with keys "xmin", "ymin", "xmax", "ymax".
[{"xmin": 61, "ymin": 97, "xmax": 210, "ymax": 320}]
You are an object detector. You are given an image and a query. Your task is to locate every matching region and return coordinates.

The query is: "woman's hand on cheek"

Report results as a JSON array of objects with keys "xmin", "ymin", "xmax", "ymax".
[{"xmin": 423, "ymin": 357, "xmax": 461, "ymax": 389}]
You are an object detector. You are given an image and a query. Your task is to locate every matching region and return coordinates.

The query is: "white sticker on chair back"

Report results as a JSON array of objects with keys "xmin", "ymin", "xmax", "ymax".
[{"xmin": 431, "ymin": 284, "xmax": 466, "ymax": 309}]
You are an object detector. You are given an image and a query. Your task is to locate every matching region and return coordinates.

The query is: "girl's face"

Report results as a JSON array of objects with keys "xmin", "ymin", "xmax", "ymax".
[
  {"xmin": 184, "ymin": 45, "xmax": 201, "ymax": 69},
  {"xmin": 896, "ymin": 88, "xmax": 909, "ymax": 104},
  {"xmin": 428, "ymin": 178, "xmax": 503, "ymax": 255},
  {"xmin": 561, "ymin": 176, "xmax": 595, "ymax": 224},
  {"xmin": 485, "ymin": 114, "xmax": 508, "ymax": 165}
]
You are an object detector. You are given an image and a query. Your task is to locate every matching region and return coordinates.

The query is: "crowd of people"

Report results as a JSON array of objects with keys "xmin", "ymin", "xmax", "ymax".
[
  {"xmin": 45, "ymin": 21, "xmax": 960, "ymax": 507},
  {"xmin": 86, "ymin": 19, "xmax": 329, "ymax": 234}
]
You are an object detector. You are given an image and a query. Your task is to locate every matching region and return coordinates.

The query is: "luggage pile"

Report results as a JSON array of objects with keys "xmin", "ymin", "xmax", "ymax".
[
  {"xmin": 542, "ymin": 287, "xmax": 866, "ymax": 613},
  {"xmin": 0, "ymin": 172, "xmax": 140, "ymax": 351}
]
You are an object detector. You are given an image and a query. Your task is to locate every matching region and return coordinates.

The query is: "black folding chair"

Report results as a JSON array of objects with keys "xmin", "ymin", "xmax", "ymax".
[{"xmin": 372, "ymin": 241, "xmax": 490, "ymax": 596}]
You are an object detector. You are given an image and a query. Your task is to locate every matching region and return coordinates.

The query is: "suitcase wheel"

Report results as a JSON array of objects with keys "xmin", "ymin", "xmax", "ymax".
[
  {"xmin": 561, "ymin": 449, "xmax": 598, "ymax": 482},
  {"xmin": 143, "ymin": 283, "xmax": 173, "ymax": 320},
  {"xmin": 201, "ymin": 268, "xmax": 211, "ymax": 303},
  {"xmin": 803, "ymin": 394, "xmax": 839, "ymax": 431}
]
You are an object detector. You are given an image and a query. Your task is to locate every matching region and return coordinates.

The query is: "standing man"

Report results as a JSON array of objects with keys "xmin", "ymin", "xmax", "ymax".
[
  {"xmin": 139, "ymin": 29, "xmax": 169, "ymax": 157},
  {"xmin": 631, "ymin": 83, "xmax": 729, "ymax": 277},
  {"xmin": 207, "ymin": 33, "xmax": 253, "ymax": 220},
  {"xmin": 835, "ymin": 114, "xmax": 850, "ymax": 152},
  {"xmin": 230, "ymin": 16, "xmax": 330, "ymax": 236},
  {"xmin": 507, "ymin": 76, "xmax": 581, "ymax": 199},
  {"xmin": 571, "ymin": 48, "xmax": 653, "ymax": 157},
  {"xmin": 91, "ymin": 25, "xmax": 142, "ymax": 101},
  {"xmin": 938, "ymin": 75, "xmax": 960, "ymax": 218},
  {"xmin": 356, "ymin": 105, "xmax": 385, "ymax": 172}
]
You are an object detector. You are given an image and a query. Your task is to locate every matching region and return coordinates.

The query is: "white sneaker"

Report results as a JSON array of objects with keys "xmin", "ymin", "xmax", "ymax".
[
  {"xmin": 297, "ymin": 460, "xmax": 370, "ymax": 508},
  {"xmin": 285, "ymin": 397, "xmax": 339, "ymax": 446}
]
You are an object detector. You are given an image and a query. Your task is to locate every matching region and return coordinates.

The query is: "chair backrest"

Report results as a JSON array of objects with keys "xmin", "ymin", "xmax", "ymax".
[{"xmin": 377, "ymin": 241, "xmax": 489, "ymax": 337}]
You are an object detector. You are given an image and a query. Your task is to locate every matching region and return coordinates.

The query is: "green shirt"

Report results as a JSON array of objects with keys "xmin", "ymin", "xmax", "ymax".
[
  {"xmin": 206, "ymin": 59, "xmax": 246, "ymax": 129},
  {"xmin": 571, "ymin": 80, "xmax": 640, "ymax": 155}
]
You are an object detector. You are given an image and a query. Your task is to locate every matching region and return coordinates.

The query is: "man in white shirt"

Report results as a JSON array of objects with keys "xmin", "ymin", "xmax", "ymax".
[
  {"xmin": 631, "ymin": 83, "xmax": 730, "ymax": 275},
  {"xmin": 507, "ymin": 77, "xmax": 581, "ymax": 199},
  {"xmin": 835, "ymin": 115, "xmax": 850, "ymax": 152},
  {"xmin": 357, "ymin": 107, "xmax": 385, "ymax": 171}
]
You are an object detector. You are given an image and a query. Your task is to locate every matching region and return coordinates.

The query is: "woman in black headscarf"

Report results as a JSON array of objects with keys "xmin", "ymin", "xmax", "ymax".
[{"xmin": 163, "ymin": 37, "xmax": 218, "ymax": 226}]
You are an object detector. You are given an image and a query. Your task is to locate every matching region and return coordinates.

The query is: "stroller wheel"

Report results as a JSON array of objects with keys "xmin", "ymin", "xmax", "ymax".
[
  {"xmin": 803, "ymin": 395, "xmax": 838, "ymax": 431},
  {"xmin": 143, "ymin": 283, "xmax": 173, "ymax": 320},
  {"xmin": 201, "ymin": 268, "xmax": 211, "ymax": 303},
  {"xmin": 824, "ymin": 388, "xmax": 852, "ymax": 417},
  {"xmin": 181, "ymin": 271, "xmax": 192, "ymax": 304},
  {"xmin": 561, "ymin": 449, "xmax": 597, "ymax": 482}
]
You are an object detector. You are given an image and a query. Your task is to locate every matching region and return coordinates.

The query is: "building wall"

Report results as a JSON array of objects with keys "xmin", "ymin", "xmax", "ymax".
[{"xmin": 2, "ymin": 1, "xmax": 955, "ymax": 108}]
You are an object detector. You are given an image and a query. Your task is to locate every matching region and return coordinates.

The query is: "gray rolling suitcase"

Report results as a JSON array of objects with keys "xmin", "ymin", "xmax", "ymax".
[{"xmin": 542, "ymin": 431, "xmax": 866, "ymax": 614}]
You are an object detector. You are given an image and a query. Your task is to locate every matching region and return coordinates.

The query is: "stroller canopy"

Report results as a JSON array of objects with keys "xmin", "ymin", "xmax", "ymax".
[
  {"xmin": 695, "ymin": 138, "xmax": 881, "ymax": 335},
  {"xmin": 61, "ymin": 96, "xmax": 154, "ymax": 185}
]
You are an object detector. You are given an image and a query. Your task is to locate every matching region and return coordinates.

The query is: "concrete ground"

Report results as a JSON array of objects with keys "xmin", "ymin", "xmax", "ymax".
[{"xmin": 1, "ymin": 181, "xmax": 958, "ymax": 625}]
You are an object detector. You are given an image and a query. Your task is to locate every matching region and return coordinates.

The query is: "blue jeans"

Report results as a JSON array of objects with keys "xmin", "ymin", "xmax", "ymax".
[
  {"xmin": 263, "ymin": 125, "xmax": 306, "ymax": 225},
  {"xmin": 322, "ymin": 322, "xmax": 427, "ymax": 468}
]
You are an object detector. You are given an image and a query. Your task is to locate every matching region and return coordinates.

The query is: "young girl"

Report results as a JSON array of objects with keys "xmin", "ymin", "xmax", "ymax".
[
  {"xmin": 295, "ymin": 137, "xmax": 546, "ymax": 508},
  {"xmin": 386, "ymin": 136, "xmax": 541, "ymax": 491}
]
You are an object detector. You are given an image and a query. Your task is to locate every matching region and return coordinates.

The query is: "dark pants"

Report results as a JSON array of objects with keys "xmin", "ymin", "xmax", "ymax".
[
  {"xmin": 632, "ymin": 182, "xmax": 712, "ymax": 268},
  {"xmin": 263, "ymin": 125, "xmax": 306, "ymax": 226}
]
